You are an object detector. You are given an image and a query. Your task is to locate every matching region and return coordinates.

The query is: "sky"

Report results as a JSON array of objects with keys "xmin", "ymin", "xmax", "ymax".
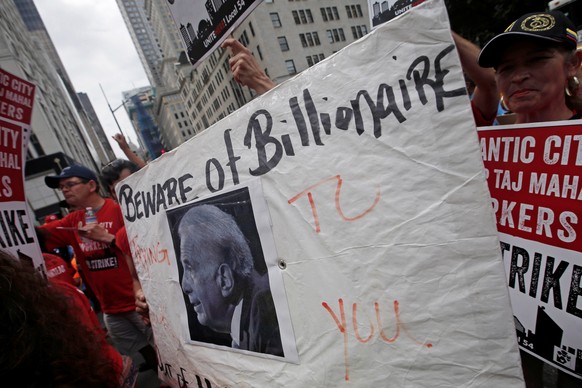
[{"xmin": 33, "ymin": 0, "xmax": 150, "ymax": 159}]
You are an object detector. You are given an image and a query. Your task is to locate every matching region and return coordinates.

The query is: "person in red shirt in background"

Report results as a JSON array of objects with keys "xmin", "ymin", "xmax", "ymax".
[
  {"xmin": 0, "ymin": 250, "xmax": 137, "ymax": 387},
  {"xmin": 36, "ymin": 164, "xmax": 157, "ymax": 372},
  {"xmin": 43, "ymin": 213, "xmax": 82, "ymax": 286},
  {"xmin": 87, "ymin": 159, "xmax": 151, "ymax": 324},
  {"xmin": 42, "ymin": 252, "xmax": 76, "ymax": 286}
]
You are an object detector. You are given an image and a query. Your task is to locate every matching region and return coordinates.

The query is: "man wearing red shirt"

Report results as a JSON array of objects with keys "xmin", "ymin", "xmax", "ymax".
[
  {"xmin": 36, "ymin": 164, "xmax": 156, "ymax": 370},
  {"xmin": 42, "ymin": 252, "xmax": 76, "ymax": 286}
]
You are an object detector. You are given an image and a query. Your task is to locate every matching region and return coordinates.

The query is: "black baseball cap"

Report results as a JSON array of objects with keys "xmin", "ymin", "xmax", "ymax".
[
  {"xmin": 478, "ymin": 11, "xmax": 578, "ymax": 68},
  {"xmin": 45, "ymin": 165, "xmax": 98, "ymax": 189}
]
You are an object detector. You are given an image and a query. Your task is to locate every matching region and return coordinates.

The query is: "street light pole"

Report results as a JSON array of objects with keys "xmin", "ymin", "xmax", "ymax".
[{"xmin": 99, "ymin": 83, "xmax": 129, "ymax": 139}]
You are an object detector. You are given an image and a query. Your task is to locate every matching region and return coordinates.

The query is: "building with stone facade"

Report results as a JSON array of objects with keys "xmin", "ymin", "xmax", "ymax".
[
  {"xmin": 120, "ymin": 0, "xmax": 370, "ymax": 151},
  {"xmin": 2, "ymin": 0, "xmax": 110, "ymax": 221}
]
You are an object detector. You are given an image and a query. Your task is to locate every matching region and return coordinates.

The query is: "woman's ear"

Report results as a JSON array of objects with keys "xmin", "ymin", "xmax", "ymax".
[{"xmin": 567, "ymin": 50, "xmax": 582, "ymax": 77}]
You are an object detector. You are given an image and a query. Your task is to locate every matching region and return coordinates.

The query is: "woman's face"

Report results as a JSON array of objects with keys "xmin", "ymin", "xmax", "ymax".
[{"xmin": 495, "ymin": 40, "xmax": 577, "ymax": 117}]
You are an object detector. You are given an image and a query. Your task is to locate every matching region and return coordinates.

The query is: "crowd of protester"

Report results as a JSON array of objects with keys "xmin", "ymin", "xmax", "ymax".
[{"xmin": 1, "ymin": 9, "xmax": 581, "ymax": 387}]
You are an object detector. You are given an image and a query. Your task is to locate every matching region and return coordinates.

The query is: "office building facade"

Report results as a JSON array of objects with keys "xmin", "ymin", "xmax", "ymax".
[
  {"xmin": 123, "ymin": 0, "xmax": 370, "ymax": 151},
  {"xmin": 2, "ymin": 0, "xmax": 106, "ymax": 221}
]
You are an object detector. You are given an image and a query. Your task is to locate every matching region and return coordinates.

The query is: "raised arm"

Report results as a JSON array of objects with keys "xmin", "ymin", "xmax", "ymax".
[
  {"xmin": 221, "ymin": 38, "xmax": 275, "ymax": 95},
  {"xmin": 112, "ymin": 133, "xmax": 147, "ymax": 169},
  {"xmin": 452, "ymin": 32, "xmax": 499, "ymax": 122}
]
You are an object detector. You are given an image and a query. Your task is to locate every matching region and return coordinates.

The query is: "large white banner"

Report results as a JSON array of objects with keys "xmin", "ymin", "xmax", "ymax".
[{"xmin": 121, "ymin": 0, "xmax": 524, "ymax": 386}]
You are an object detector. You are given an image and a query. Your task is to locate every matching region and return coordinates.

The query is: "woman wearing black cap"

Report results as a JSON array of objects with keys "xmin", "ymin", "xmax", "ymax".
[
  {"xmin": 479, "ymin": 11, "xmax": 582, "ymax": 124},
  {"xmin": 478, "ymin": 11, "xmax": 581, "ymax": 388}
]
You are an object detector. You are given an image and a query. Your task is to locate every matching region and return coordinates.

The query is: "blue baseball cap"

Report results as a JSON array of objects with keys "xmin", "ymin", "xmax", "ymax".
[{"xmin": 45, "ymin": 165, "xmax": 98, "ymax": 188}]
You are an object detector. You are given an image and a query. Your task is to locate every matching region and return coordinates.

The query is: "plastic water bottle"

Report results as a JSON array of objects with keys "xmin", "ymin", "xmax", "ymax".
[
  {"xmin": 85, "ymin": 207, "xmax": 97, "ymax": 225},
  {"xmin": 82, "ymin": 207, "xmax": 97, "ymax": 248}
]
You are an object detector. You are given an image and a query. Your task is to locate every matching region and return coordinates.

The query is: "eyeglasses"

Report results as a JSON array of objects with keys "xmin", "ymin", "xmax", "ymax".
[{"xmin": 58, "ymin": 181, "xmax": 86, "ymax": 191}]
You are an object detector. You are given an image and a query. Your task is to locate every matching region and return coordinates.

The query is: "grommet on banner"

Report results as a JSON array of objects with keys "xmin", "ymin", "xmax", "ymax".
[{"xmin": 278, "ymin": 259, "xmax": 287, "ymax": 270}]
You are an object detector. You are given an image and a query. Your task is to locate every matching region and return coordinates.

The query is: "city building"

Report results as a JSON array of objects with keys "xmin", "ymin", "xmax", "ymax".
[
  {"xmin": 12, "ymin": 0, "xmax": 115, "ymax": 166},
  {"xmin": 117, "ymin": 0, "xmax": 196, "ymax": 151},
  {"xmin": 122, "ymin": 86, "xmax": 164, "ymax": 159},
  {"xmin": 116, "ymin": 0, "xmax": 164, "ymax": 87},
  {"xmin": 178, "ymin": 1, "xmax": 370, "ymax": 144},
  {"xmin": 122, "ymin": 0, "xmax": 371, "ymax": 151},
  {"xmin": 2, "ymin": 0, "xmax": 108, "ymax": 221}
]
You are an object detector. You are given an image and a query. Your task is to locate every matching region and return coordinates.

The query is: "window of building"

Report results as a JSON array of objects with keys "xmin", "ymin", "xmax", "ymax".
[
  {"xmin": 292, "ymin": 10, "xmax": 300, "ymax": 24},
  {"xmin": 307, "ymin": 53, "xmax": 324, "ymax": 67},
  {"xmin": 257, "ymin": 45, "xmax": 263, "ymax": 60},
  {"xmin": 270, "ymin": 12, "xmax": 282, "ymax": 27},
  {"xmin": 285, "ymin": 60, "xmax": 297, "ymax": 74},
  {"xmin": 278, "ymin": 36, "xmax": 289, "ymax": 51},
  {"xmin": 313, "ymin": 31, "xmax": 320, "ymax": 45},
  {"xmin": 320, "ymin": 7, "xmax": 340, "ymax": 21},
  {"xmin": 239, "ymin": 30, "xmax": 249, "ymax": 46},
  {"xmin": 327, "ymin": 28, "xmax": 346, "ymax": 43},
  {"xmin": 352, "ymin": 25, "xmax": 368, "ymax": 39},
  {"xmin": 292, "ymin": 9, "xmax": 313, "ymax": 24},
  {"xmin": 346, "ymin": 5, "xmax": 363, "ymax": 18},
  {"xmin": 299, "ymin": 32, "xmax": 320, "ymax": 47}
]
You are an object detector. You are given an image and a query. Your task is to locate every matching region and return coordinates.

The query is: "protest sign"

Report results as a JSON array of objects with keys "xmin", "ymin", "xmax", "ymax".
[
  {"xmin": 0, "ymin": 68, "xmax": 43, "ymax": 270},
  {"xmin": 479, "ymin": 121, "xmax": 582, "ymax": 379},
  {"xmin": 367, "ymin": 0, "xmax": 427, "ymax": 28},
  {"xmin": 121, "ymin": 0, "xmax": 524, "ymax": 385},
  {"xmin": 167, "ymin": 0, "xmax": 262, "ymax": 68}
]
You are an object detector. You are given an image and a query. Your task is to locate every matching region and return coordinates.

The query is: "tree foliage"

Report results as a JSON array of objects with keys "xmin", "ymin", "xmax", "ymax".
[{"xmin": 445, "ymin": 0, "xmax": 551, "ymax": 46}]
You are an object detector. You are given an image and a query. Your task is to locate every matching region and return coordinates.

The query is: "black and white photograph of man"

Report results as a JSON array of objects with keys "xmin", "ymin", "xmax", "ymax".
[{"xmin": 167, "ymin": 187, "xmax": 285, "ymax": 358}]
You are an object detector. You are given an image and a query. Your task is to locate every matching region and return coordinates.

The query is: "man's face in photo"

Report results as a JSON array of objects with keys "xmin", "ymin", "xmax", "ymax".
[{"xmin": 180, "ymin": 242, "xmax": 231, "ymax": 333}]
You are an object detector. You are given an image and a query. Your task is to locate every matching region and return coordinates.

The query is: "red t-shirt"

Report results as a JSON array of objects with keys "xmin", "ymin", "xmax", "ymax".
[
  {"xmin": 51, "ymin": 280, "xmax": 123, "ymax": 377},
  {"xmin": 41, "ymin": 199, "xmax": 134, "ymax": 314},
  {"xmin": 116, "ymin": 226, "xmax": 131, "ymax": 257},
  {"xmin": 43, "ymin": 252, "xmax": 75, "ymax": 285}
]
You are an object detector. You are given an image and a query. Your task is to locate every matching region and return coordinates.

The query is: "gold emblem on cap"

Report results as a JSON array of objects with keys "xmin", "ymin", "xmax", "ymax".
[{"xmin": 521, "ymin": 14, "xmax": 556, "ymax": 31}]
